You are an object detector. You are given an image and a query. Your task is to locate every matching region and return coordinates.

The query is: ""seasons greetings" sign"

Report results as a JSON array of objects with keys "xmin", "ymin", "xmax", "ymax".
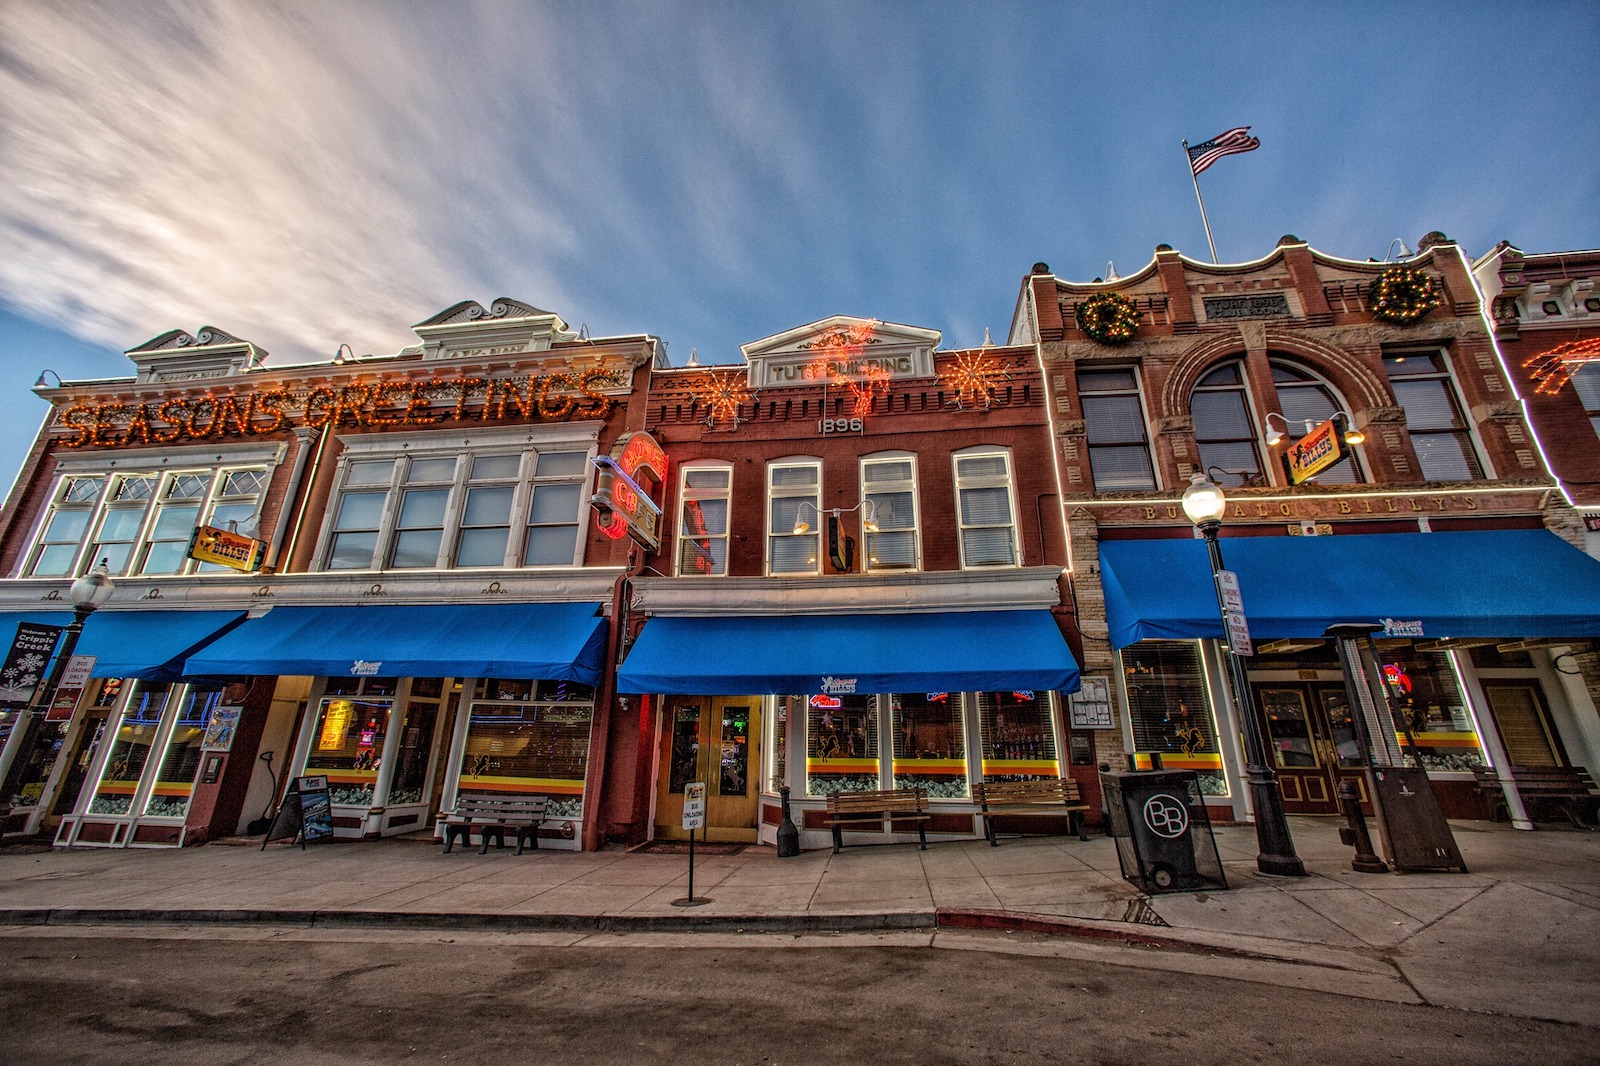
[{"xmin": 58, "ymin": 370, "xmax": 621, "ymax": 449}]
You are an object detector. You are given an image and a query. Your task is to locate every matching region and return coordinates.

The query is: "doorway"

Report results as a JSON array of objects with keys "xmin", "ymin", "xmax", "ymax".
[
  {"xmin": 1484, "ymin": 682, "xmax": 1564, "ymax": 768},
  {"xmin": 1251, "ymin": 682, "xmax": 1367, "ymax": 814},
  {"xmin": 655, "ymin": 697, "xmax": 759, "ymax": 842}
]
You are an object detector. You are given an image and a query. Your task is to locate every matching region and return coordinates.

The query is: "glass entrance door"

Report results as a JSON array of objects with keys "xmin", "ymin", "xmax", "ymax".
[
  {"xmin": 1252, "ymin": 682, "xmax": 1367, "ymax": 814},
  {"xmin": 655, "ymin": 698, "xmax": 759, "ymax": 842}
]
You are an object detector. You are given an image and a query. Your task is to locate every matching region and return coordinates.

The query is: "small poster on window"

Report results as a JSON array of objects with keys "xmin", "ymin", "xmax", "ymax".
[
  {"xmin": 202, "ymin": 705, "xmax": 244, "ymax": 752},
  {"xmin": 1069, "ymin": 677, "xmax": 1115, "ymax": 730}
]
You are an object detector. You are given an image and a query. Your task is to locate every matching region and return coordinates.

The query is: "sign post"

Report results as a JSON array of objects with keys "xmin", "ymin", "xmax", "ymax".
[
  {"xmin": 672, "ymin": 781, "xmax": 710, "ymax": 907},
  {"xmin": 1214, "ymin": 570, "xmax": 1254, "ymax": 657}
]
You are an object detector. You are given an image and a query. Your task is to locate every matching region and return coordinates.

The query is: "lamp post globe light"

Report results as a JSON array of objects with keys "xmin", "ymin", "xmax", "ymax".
[
  {"xmin": 1180, "ymin": 473, "xmax": 1306, "ymax": 878},
  {"xmin": 0, "ymin": 561, "xmax": 114, "ymax": 813}
]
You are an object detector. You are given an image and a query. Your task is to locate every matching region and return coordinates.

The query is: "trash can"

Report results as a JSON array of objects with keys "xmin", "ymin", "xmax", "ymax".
[{"xmin": 1099, "ymin": 769, "xmax": 1226, "ymax": 894}]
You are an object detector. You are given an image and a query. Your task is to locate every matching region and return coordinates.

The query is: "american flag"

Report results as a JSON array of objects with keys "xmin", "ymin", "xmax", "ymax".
[{"xmin": 1186, "ymin": 126, "xmax": 1261, "ymax": 176}]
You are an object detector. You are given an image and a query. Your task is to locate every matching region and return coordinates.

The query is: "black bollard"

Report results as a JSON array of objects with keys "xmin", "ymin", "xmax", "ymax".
[
  {"xmin": 776, "ymin": 784, "xmax": 801, "ymax": 857},
  {"xmin": 1337, "ymin": 779, "xmax": 1389, "ymax": 873}
]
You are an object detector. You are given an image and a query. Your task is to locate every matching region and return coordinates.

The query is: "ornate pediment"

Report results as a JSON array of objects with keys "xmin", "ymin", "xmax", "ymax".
[
  {"xmin": 738, "ymin": 315, "xmax": 941, "ymax": 389},
  {"xmin": 124, "ymin": 326, "xmax": 266, "ymax": 383},
  {"xmin": 412, "ymin": 298, "xmax": 572, "ymax": 361}
]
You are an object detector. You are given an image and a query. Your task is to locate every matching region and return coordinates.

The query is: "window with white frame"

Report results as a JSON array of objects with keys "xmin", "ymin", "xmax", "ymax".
[
  {"xmin": 860, "ymin": 455, "xmax": 918, "ymax": 571},
  {"xmin": 319, "ymin": 425, "xmax": 595, "ymax": 571},
  {"xmin": 676, "ymin": 462, "xmax": 732, "ymax": 576},
  {"xmin": 1077, "ymin": 367, "xmax": 1156, "ymax": 490},
  {"xmin": 25, "ymin": 460, "xmax": 272, "ymax": 578},
  {"xmin": 767, "ymin": 459, "xmax": 820, "ymax": 575},
  {"xmin": 953, "ymin": 449, "xmax": 1019, "ymax": 568},
  {"xmin": 1383, "ymin": 349, "xmax": 1484, "ymax": 481},
  {"xmin": 1571, "ymin": 363, "xmax": 1600, "ymax": 442}
]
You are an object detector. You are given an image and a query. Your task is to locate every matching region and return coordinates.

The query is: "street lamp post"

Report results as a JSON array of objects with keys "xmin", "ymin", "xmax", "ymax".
[
  {"xmin": 1180, "ymin": 473, "xmax": 1305, "ymax": 878},
  {"xmin": 0, "ymin": 562, "xmax": 115, "ymax": 814}
]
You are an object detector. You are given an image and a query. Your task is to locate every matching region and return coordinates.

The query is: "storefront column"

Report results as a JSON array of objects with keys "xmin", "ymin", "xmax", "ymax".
[
  {"xmin": 1199, "ymin": 640, "xmax": 1251, "ymax": 824},
  {"xmin": 1448, "ymin": 649, "xmax": 1533, "ymax": 830}
]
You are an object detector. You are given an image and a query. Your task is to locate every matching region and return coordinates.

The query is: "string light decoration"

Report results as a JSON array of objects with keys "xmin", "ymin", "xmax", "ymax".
[
  {"xmin": 1524, "ymin": 336, "xmax": 1600, "ymax": 395},
  {"xmin": 686, "ymin": 369, "xmax": 753, "ymax": 427},
  {"xmin": 841, "ymin": 364, "xmax": 890, "ymax": 417},
  {"xmin": 939, "ymin": 350, "xmax": 1011, "ymax": 410},
  {"xmin": 802, "ymin": 320, "xmax": 892, "ymax": 419},
  {"xmin": 1074, "ymin": 293, "xmax": 1141, "ymax": 344},
  {"xmin": 1368, "ymin": 266, "xmax": 1441, "ymax": 325}
]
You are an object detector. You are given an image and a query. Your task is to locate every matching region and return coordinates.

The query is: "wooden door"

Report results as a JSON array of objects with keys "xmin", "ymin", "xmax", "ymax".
[
  {"xmin": 1484, "ymin": 683, "xmax": 1561, "ymax": 767},
  {"xmin": 655, "ymin": 698, "xmax": 760, "ymax": 842},
  {"xmin": 1253, "ymin": 682, "xmax": 1364, "ymax": 814}
]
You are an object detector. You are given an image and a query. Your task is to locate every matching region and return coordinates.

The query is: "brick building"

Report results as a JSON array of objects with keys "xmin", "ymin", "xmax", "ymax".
[{"xmin": 1010, "ymin": 234, "xmax": 1600, "ymax": 824}]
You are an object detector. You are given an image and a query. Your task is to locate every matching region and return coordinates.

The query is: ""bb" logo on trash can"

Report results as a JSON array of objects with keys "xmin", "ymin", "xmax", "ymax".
[{"xmin": 1142, "ymin": 794, "xmax": 1188, "ymax": 838}]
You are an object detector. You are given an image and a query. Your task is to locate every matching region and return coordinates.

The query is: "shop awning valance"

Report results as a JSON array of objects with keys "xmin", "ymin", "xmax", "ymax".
[
  {"xmin": 616, "ymin": 610, "xmax": 1080, "ymax": 695},
  {"xmin": 0, "ymin": 610, "xmax": 247, "ymax": 683},
  {"xmin": 1099, "ymin": 529, "xmax": 1600, "ymax": 649},
  {"xmin": 182, "ymin": 602, "xmax": 608, "ymax": 684}
]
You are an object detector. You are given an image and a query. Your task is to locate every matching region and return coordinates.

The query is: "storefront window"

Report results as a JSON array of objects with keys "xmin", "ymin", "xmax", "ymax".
[
  {"xmin": 304, "ymin": 679, "xmax": 395, "ymax": 806},
  {"xmin": 457, "ymin": 679, "xmax": 594, "ymax": 818},
  {"xmin": 142, "ymin": 688, "xmax": 219, "ymax": 818},
  {"xmin": 892, "ymin": 692, "xmax": 968, "ymax": 798},
  {"xmin": 89, "ymin": 683, "xmax": 172, "ymax": 815},
  {"xmin": 667, "ymin": 702, "xmax": 700, "ymax": 794},
  {"xmin": 1379, "ymin": 644, "xmax": 1483, "ymax": 771},
  {"xmin": 805, "ymin": 694, "xmax": 877, "ymax": 796},
  {"xmin": 1122, "ymin": 641, "xmax": 1226, "ymax": 795},
  {"xmin": 977, "ymin": 691, "xmax": 1059, "ymax": 782}
]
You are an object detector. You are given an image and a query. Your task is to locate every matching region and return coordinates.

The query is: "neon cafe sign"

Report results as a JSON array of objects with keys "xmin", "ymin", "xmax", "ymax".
[{"xmin": 590, "ymin": 431, "xmax": 666, "ymax": 550}]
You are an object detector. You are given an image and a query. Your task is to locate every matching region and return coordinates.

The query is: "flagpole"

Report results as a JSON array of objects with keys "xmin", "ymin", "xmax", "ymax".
[{"xmin": 1183, "ymin": 140, "xmax": 1220, "ymax": 264}]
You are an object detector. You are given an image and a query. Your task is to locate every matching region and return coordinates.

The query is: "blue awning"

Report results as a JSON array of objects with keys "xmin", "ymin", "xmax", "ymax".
[
  {"xmin": 0, "ymin": 610, "xmax": 247, "ymax": 683},
  {"xmin": 1100, "ymin": 529, "xmax": 1600, "ymax": 648},
  {"xmin": 616, "ymin": 610, "xmax": 1080, "ymax": 695},
  {"xmin": 182, "ymin": 602, "xmax": 609, "ymax": 684}
]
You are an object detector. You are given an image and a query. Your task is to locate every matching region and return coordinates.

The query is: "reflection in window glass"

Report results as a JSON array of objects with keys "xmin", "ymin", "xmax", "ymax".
[
  {"xmin": 457, "ymin": 679, "xmax": 595, "ymax": 818},
  {"xmin": 1384, "ymin": 351, "xmax": 1483, "ymax": 481},
  {"xmin": 524, "ymin": 482, "xmax": 582, "ymax": 565},
  {"xmin": 1079, "ymin": 368, "xmax": 1156, "ymax": 490},
  {"xmin": 954, "ymin": 452, "xmax": 1018, "ymax": 567},
  {"xmin": 89, "ymin": 684, "xmax": 173, "ymax": 814},
  {"xmin": 387, "ymin": 691, "xmax": 440, "ymax": 805},
  {"xmin": 718, "ymin": 703, "xmax": 751, "ymax": 796},
  {"xmin": 805, "ymin": 694, "xmax": 877, "ymax": 796},
  {"xmin": 1122, "ymin": 642, "xmax": 1225, "ymax": 795},
  {"xmin": 667, "ymin": 703, "xmax": 700, "ymax": 794},
  {"xmin": 1378, "ymin": 644, "xmax": 1482, "ymax": 770},
  {"xmin": 977, "ymin": 691, "xmax": 1058, "ymax": 781},
  {"xmin": 892, "ymin": 692, "xmax": 968, "ymax": 798},
  {"xmin": 303, "ymin": 693, "xmax": 394, "ymax": 806},
  {"xmin": 144, "ymin": 688, "xmax": 219, "ymax": 817},
  {"xmin": 677, "ymin": 466, "xmax": 731, "ymax": 576}
]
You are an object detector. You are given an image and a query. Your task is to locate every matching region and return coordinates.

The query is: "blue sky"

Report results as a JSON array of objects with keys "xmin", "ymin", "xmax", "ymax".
[{"xmin": 3, "ymin": 1, "xmax": 1598, "ymax": 492}]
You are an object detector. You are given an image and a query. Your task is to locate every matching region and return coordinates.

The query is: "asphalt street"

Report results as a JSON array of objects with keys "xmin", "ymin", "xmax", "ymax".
[{"xmin": 0, "ymin": 925, "xmax": 1591, "ymax": 1066}]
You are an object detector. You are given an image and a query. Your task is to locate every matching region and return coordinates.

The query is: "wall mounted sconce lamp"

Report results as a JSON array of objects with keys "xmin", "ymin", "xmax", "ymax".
[
  {"xmin": 32, "ymin": 369, "xmax": 63, "ymax": 390},
  {"xmin": 332, "ymin": 343, "xmax": 356, "ymax": 365},
  {"xmin": 793, "ymin": 500, "xmax": 880, "ymax": 572},
  {"xmin": 1264, "ymin": 410, "xmax": 1364, "ymax": 448}
]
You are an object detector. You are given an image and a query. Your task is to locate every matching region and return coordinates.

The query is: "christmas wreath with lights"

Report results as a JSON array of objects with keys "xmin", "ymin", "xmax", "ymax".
[
  {"xmin": 1368, "ymin": 266, "xmax": 1441, "ymax": 325},
  {"xmin": 1075, "ymin": 292, "xmax": 1141, "ymax": 344}
]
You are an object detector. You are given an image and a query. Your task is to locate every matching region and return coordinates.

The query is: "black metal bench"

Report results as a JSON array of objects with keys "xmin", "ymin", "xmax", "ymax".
[
  {"xmin": 823, "ymin": 787, "xmax": 930, "ymax": 854},
  {"xmin": 442, "ymin": 793, "xmax": 549, "ymax": 854},
  {"xmin": 1473, "ymin": 765, "xmax": 1599, "ymax": 829},
  {"xmin": 973, "ymin": 778, "xmax": 1091, "ymax": 845}
]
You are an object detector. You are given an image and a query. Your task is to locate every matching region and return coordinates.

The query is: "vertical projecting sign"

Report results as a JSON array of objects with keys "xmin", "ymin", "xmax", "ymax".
[{"xmin": 591, "ymin": 431, "xmax": 667, "ymax": 550}]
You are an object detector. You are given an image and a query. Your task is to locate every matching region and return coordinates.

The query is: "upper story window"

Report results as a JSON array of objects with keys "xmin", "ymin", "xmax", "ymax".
[
  {"xmin": 25, "ymin": 463, "xmax": 270, "ymax": 578},
  {"xmin": 1572, "ymin": 363, "xmax": 1600, "ymax": 442},
  {"xmin": 1189, "ymin": 362, "xmax": 1264, "ymax": 487},
  {"xmin": 1270, "ymin": 362, "xmax": 1364, "ymax": 484},
  {"xmin": 319, "ymin": 425, "xmax": 595, "ymax": 572},
  {"xmin": 767, "ymin": 459, "xmax": 820, "ymax": 575},
  {"xmin": 676, "ymin": 462, "xmax": 732, "ymax": 576},
  {"xmin": 860, "ymin": 455, "xmax": 919, "ymax": 571},
  {"xmin": 953, "ymin": 448, "xmax": 1019, "ymax": 568},
  {"xmin": 1383, "ymin": 349, "xmax": 1484, "ymax": 481},
  {"xmin": 1078, "ymin": 367, "xmax": 1156, "ymax": 490}
]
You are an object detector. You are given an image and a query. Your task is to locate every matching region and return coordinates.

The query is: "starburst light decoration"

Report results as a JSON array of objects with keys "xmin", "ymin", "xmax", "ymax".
[
  {"xmin": 940, "ymin": 350, "xmax": 1011, "ymax": 410},
  {"xmin": 688, "ymin": 370, "xmax": 753, "ymax": 427},
  {"xmin": 1524, "ymin": 336, "xmax": 1600, "ymax": 396}
]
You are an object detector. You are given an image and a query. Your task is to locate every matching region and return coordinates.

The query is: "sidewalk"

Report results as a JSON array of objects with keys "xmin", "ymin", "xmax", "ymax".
[{"xmin": 0, "ymin": 817, "xmax": 1596, "ymax": 1025}]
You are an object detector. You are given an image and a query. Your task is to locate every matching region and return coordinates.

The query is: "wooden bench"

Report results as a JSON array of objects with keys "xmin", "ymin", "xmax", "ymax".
[
  {"xmin": 824, "ymin": 788, "xmax": 930, "ymax": 854},
  {"xmin": 973, "ymin": 778, "xmax": 1091, "ymax": 846},
  {"xmin": 442, "ymin": 793, "xmax": 549, "ymax": 854},
  {"xmin": 1473, "ymin": 766, "xmax": 1599, "ymax": 829}
]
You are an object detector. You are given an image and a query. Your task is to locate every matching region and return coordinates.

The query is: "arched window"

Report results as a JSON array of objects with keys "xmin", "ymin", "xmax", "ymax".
[
  {"xmin": 1270, "ymin": 361, "xmax": 1364, "ymax": 484},
  {"xmin": 1189, "ymin": 362, "xmax": 1263, "ymax": 486}
]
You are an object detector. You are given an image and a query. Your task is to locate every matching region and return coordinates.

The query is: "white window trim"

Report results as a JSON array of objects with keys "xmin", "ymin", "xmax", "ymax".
[
  {"xmin": 766, "ymin": 456, "xmax": 821, "ymax": 577},
  {"xmin": 952, "ymin": 445, "xmax": 1021, "ymax": 570},
  {"xmin": 1190, "ymin": 359, "xmax": 1272, "ymax": 487},
  {"xmin": 314, "ymin": 422, "xmax": 600, "ymax": 572},
  {"xmin": 674, "ymin": 460, "xmax": 734, "ymax": 577},
  {"xmin": 25, "ymin": 446, "xmax": 283, "ymax": 579},
  {"xmin": 1385, "ymin": 345, "xmax": 1495, "ymax": 481},
  {"xmin": 859, "ymin": 451, "xmax": 921, "ymax": 573}
]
